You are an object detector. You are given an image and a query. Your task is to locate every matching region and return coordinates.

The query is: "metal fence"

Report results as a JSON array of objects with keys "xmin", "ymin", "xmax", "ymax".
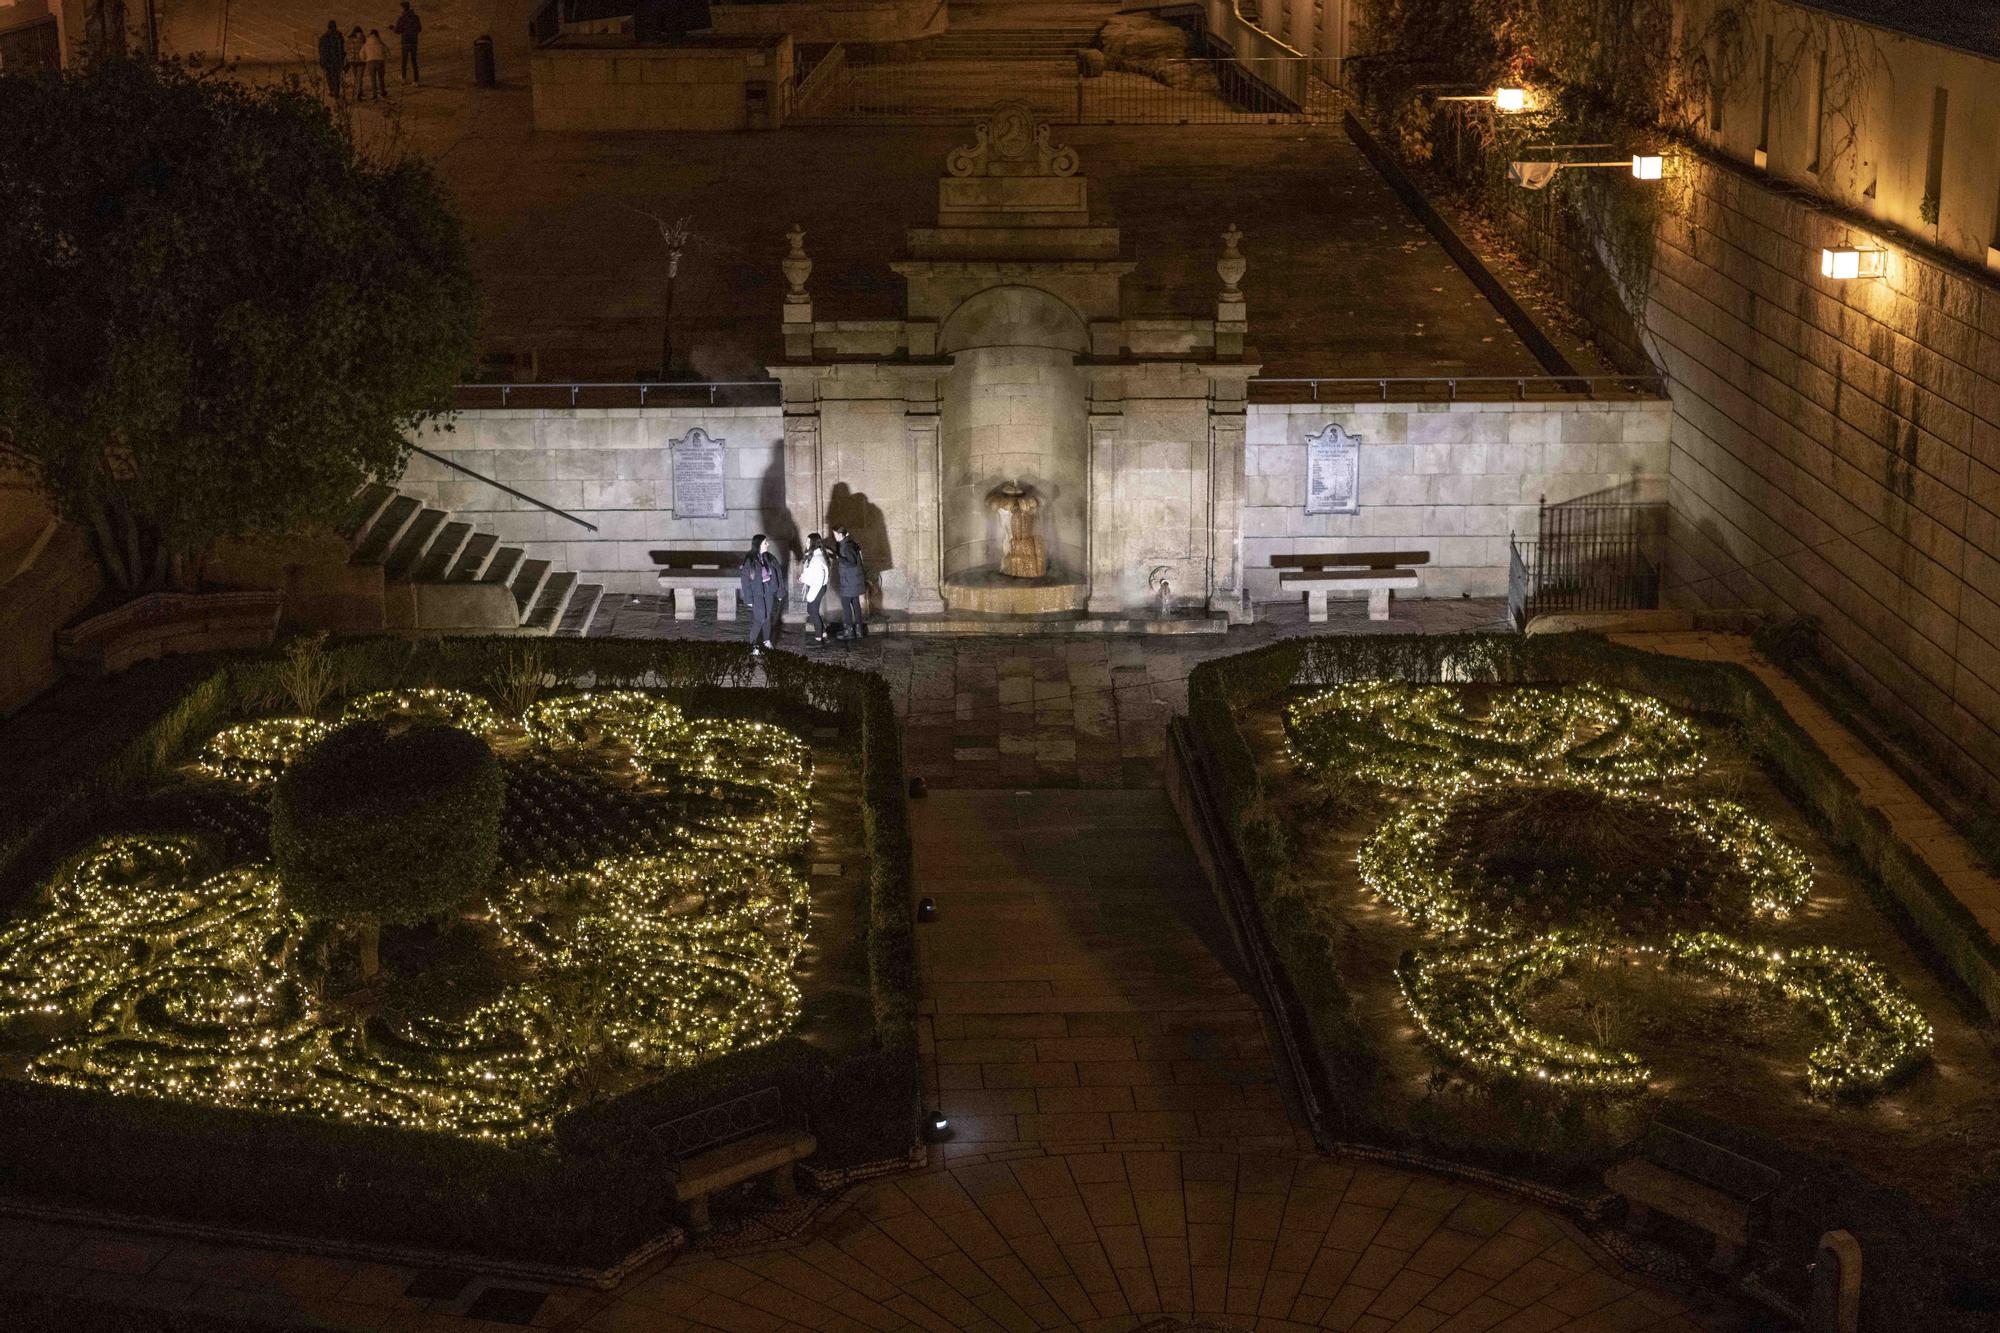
[
  {"xmin": 790, "ymin": 55, "xmax": 1336, "ymax": 124},
  {"xmin": 1508, "ymin": 533, "xmax": 1660, "ymax": 623}
]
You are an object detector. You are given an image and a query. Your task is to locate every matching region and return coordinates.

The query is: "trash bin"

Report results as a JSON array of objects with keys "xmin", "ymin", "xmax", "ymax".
[{"xmin": 472, "ymin": 35, "xmax": 497, "ymax": 87}]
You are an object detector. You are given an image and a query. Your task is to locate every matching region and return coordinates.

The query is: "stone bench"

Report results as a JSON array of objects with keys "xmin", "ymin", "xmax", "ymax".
[
  {"xmin": 1604, "ymin": 1122, "xmax": 1778, "ymax": 1271},
  {"xmin": 56, "ymin": 591, "xmax": 283, "ymax": 676},
  {"xmin": 652, "ymin": 1086, "xmax": 815, "ymax": 1234},
  {"xmin": 1274, "ymin": 550, "xmax": 1427, "ymax": 622},
  {"xmin": 652, "ymin": 551, "xmax": 742, "ymax": 622}
]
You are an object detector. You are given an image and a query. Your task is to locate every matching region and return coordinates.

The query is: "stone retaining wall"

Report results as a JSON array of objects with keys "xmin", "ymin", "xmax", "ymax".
[
  {"xmin": 1241, "ymin": 399, "xmax": 1671, "ymax": 601},
  {"xmin": 1649, "ymin": 156, "xmax": 2000, "ymax": 801},
  {"xmin": 401, "ymin": 407, "xmax": 786, "ymax": 596}
]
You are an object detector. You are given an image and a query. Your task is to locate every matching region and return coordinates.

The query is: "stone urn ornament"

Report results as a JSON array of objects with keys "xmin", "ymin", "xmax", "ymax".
[
  {"xmin": 1217, "ymin": 223, "xmax": 1246, "ymax": 297},
  {"xmin": 782, "ymin": 223, "xmax": 812, "ymax": 300},
  {"xmin": 987, "ymin": 481, "xmax": 1047, "ymax": 579}
]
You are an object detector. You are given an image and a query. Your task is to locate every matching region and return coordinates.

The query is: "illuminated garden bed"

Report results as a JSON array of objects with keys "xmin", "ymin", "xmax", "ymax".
[
  {"xmin": 1183, "ymin": 633, "xmax": 2000, "ymax": 1229},
  {"xmin": 0, "ymin": 686, "xmax": 817, "ymax": 1141},
  {"xmin": 0, "ymin": 638, "xmax": 915, "ymax": 1264}
]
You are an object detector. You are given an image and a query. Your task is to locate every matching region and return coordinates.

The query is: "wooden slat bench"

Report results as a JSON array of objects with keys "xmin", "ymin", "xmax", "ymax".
[
  {"xmin": 1273, "ymin": 550, "xmax": 1428, "ymax": 622},
  {"xmin": 652, "ymin": 1086, "xmax": 815, "ymax": 1233},
  {"xmin": 652, "ymin": 550, "xmax": 742, "ymax": 622},
  {"xmin": 1604, "ymin": 1122, "xmax": 1779, "ymax": 1271}
]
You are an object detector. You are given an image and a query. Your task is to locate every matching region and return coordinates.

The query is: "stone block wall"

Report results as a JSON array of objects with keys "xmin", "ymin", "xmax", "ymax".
[
  {"xmin": 529, "ymin": 36, "xmax": 792, "ymax": 133},
  {"xmin": 401, "ymin": 407, "xmax": 786, "ymax": 595},
  {"xmin": 706, "ymin": 0, "xmax": 944, "ymax": 43},
  {"xmin": 1240, "ymin": 399, "xmax": 1671, "ymax": 601},
  {"xmin": 1649, "ymin": 156, "xmax": 2000, "ymax": 799}
]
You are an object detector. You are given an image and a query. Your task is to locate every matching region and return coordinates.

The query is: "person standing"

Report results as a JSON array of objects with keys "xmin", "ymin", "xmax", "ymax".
[
  {"xmin": 832, "ymin": 524, "xmax": 867, "ymax": 641},
  {"xmin": 317, "ymin": 20, "xmax": 347, "ymax": 101},
  {"xmin": 345, "ymin": 26, "xmax": 366, "ymax": 101},
  {"xmin": 392, "ymin": 0, "xmax": 422, "ymax": 86},
  {"xmin": 740, "ymin": 534, "xmax": 782, "ymax": 654},
  {"xmin": 363, "ymin": 29, "xmax": 388, "ymax": 99},
  {"xmin": 799, "ymin": 533, "xmax": 831, "ymax": 647}
]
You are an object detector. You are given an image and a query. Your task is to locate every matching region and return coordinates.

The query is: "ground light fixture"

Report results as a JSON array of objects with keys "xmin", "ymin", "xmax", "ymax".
[
  {"xmin": 1820, "ymin": 246, "xmax": 1885, "ymax": 280},
  {"xmin": 923, "ymin": 1110, "xmax": 952, "ymax": 1142},
  {"xmin": 917, "ymin": 896, "xmax": 937, "ymax": 922}
]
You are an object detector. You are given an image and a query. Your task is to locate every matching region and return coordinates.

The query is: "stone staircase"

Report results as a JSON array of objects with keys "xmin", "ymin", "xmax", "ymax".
[{"xmin": 336, "ymin": 483, "xmax": 604, "ymax": 637}]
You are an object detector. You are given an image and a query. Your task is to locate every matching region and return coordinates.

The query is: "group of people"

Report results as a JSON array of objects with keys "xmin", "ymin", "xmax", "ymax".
[
  {"xmin": 317, "ymin": 1, "xmax": 422, "ymax": 103},
  {"xmin": 739, "ymin": 528, "xmax": 867, "ymax": 655}
]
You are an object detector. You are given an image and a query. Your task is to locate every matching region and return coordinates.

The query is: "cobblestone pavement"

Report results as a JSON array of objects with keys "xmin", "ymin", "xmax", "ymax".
[{"xmin": 585, "ymin": 597, "xmax": 1510, "ymax": 788}]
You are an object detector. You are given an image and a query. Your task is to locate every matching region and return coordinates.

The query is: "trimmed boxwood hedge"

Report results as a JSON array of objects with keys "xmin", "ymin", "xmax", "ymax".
[
  {"xmin": 1185, "ymin": 628, "xmax": 2000, "ymax": 1327},
  {"xmin": 273, "ymin": 721, "xmax": 504, "ymax": 928},
  {"xmin": 0, "ymin": 636, "xmax": 916, "ymax": 1269}
]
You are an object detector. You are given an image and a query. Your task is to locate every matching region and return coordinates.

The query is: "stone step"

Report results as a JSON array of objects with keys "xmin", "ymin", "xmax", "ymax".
[
  {"xmin": 481, "ymin": 545, "xmax": 525, "ymax": 589},
  {"xmin": 382, "ymin": 507, "xmax": 447, "ymax": 580},
  {"xmin": 510, "ymin": 557, "xmax": 553, "ymax": 621},
  {"xmin": 352, "ymin": 494, "xmax": 420, "ymax": 564},
  {"xmin": 449, "ymin": 531, "xmax": 499, "ymax": 582},
  {"xmin": 337, "ymin": 482, "xmax": 397, "ymax": 542},
  {"xmin": 412, "ymin": 521, "xmax": 474, "ymax": 583},
  {"xmin": 556, "ymin": 583, "xmax": 605, "ymax": 638},
  {"xmin": 523, "ymin": 570, "xmax": 578, "ymax": 634}
]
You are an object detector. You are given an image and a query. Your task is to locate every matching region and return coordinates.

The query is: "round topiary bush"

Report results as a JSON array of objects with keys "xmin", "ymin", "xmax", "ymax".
[{"xmin": 271, "ymin": 721, "xmax": 503, "ymax": 955}]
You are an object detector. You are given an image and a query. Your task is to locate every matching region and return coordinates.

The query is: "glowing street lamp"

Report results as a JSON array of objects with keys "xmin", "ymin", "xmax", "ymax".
[
  {"xmin": 1631, "ymin": 155, "xmax": 1664, "ymax": 180},
  {"xmin": 1819, "ymin": 246, "xmax": 1884, "ymax": 280},
  {"xmin": 1493, "ymin": 87, "xmax": 1529, "ymax": 113}
]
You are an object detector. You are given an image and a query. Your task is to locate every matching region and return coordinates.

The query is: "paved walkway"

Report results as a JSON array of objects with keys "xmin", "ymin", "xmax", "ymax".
[
  {"xmin": 1610, "ymin": 629, "xmax": 2000, "ymax": 948},
  {"xmin": 590, "ymin": 598, "xmax": 1508, "ymax": 788}
]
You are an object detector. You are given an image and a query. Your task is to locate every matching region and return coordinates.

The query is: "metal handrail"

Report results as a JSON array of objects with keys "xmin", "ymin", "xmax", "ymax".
[
  {"xmin": 407, "ymin": 442, "xmax": 598, "ymax": 532},
  {"xmin": 1248, "ymin": 374, "xmax": 1667, "ymax": 402},
  {"xmin": 454, "ymin": 380, "xmax": 781, "ymax": 407}
]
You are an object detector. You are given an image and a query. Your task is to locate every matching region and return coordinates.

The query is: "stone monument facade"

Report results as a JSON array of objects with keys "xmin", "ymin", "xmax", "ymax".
[{"xmin": 770, "ymin": 102, "xmax": 1259, "ymax": 620}]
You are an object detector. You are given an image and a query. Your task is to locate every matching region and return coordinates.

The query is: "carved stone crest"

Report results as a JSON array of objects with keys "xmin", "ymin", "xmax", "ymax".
[{"xmin": 946, "ymin": 101, "xmax": 1080, "ymax": 178}]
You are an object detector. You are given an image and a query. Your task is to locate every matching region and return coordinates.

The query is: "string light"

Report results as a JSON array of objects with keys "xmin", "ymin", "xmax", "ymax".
[
  {"xmin": 1290, "ymin": 679, "xmax": 1932, "ymax": 1098},
  {"xmin": 0, "ymin": 690, "xmax": 816, "ymax": 1141}
]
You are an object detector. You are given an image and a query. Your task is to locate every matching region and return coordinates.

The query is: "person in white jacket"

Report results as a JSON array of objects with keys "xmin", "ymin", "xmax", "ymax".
[{"xmin": 799, "ymin": 533, "xmax": 832, "ymax": 646}]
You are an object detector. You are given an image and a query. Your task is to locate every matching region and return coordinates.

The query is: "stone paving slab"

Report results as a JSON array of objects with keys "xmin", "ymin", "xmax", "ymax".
[
  {"xmin": 587, "ymin": 596, "xmax": 1507, "ymax": 789},
  {"xmin": 1609, "ymin": 631, "xmax": 2000, "ymax": 943}
]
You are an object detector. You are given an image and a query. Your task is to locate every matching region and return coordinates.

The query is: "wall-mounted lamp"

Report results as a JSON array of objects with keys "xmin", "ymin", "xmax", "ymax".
[
  {"xmin": 1819, "ymin": 247, "xmax": 1884, "ymax": 280},
  {"xmin": 1507, "ymin": 154, "xmax": 1665, "ymax": 189},
  {"xmin": 1494, "ymin": 87, "xmax": 1529, "ymax": 113}
]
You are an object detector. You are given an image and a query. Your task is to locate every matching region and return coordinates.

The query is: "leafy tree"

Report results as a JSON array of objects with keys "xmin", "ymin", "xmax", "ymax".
[
  {"xmin": 0, "ymin": 58, "xmax": 479, "ymax": 589},
  {"xmin": 272, "ymin": 721, "xmax": 502, "ymax": 980}
]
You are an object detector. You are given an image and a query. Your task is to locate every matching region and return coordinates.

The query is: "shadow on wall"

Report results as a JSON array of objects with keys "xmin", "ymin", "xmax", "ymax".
[
  {"xmin": 759, "ymin": 459, "xmax": 800, "ymax": 565},
  {"xmin": 827, "ymin": 483, "xmax": 892, "ymax": 597}
]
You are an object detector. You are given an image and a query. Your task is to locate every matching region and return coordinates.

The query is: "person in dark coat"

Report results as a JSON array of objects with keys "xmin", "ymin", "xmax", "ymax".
[
  {"xmin": 317, "ymin": 21, "xmax": 347, "ymax": 101},
  {"xmin": 832, "ymin": 524, "xmax": 867, "ymax": 641},
  {"xmin": 392, "ymin": 0, "xmax": 422, "ymax": 85},
  {"xmin": 739, "ymin": 534, "xmax": 782, "ymax": 653}
]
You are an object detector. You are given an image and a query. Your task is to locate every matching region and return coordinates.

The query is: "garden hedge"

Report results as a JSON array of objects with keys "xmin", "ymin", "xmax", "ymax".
[
  {"xmin": 0, "ymin": 636, "xmax": 917, "ymax": 1269},
  {"xmin": 1184, "ymin": 629, "xmax": 2000, "ymax": 1325},
  {"xmin": 272, "ymin": 720, "xmax": 504, "ymax": 928}
]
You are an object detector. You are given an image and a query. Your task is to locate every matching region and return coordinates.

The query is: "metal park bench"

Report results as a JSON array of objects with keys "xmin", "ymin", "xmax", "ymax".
[
  {"xmin": 1604, "ymin": 1121, "xmax": 1780, "ymax": 1271},
  {"xmin": 1272, "ymin": 550, "xmax": 1428, "ymax": 621},
  {"xmin": 652, "ymin": 1086, "xmax": 815, "ymax": 1233},
  {"xmin": 652, "ymin": 550, "xmax": 744, "ymax": 622}
]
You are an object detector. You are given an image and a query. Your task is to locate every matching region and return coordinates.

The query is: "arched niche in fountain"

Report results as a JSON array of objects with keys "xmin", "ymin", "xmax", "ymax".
[{"xmin": 937, "ymin": 285, "xmax": 1090, "ymax": 609}]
